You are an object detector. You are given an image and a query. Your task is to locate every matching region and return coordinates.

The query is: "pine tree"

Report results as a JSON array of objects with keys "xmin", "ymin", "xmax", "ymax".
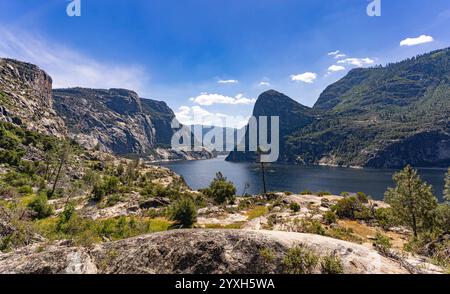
[
  {"xmin": 384, "ymin": 165, "xmax": 438, "ymax": 237},
  {"xmin": 444, "ymin": 168, "xmax": 450, "ymax": 202}
]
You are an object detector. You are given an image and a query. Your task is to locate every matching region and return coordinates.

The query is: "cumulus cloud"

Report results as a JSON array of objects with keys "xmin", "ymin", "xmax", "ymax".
[
  {"xmin": 290, "ymin": 72, "xmax": 317, "ymax": 83},
  {"xmin": 0, "ymin": 28, "xmax": 148, "ymax": 92},
  {"xmin": 337, "ymin": 57, "xmax": 374, "ymax": 67},
  {"xmin": 175, "ymin": 106, "xmax": 249, "ymax": 128},
  {"xmin": 190, "ymin": 93, "xmax": 256, "ymax": 106},
  {"xmin": 218, "ymin": 79, "xmax": 239, "ymax": 84},
  {"xmin": 328, "ymin": 65, "xmax": 346, "ymax": 73},
  {"xmin": 400, "ymin": 35, "xmax": 434, "ymax": 46},
  {"xmin": 259, "ymin": 81, "xmax": 271, "ymax": 87}
]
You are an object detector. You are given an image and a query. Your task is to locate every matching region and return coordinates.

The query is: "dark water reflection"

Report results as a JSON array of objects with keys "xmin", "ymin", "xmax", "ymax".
[{"xmin": 156, "ymin": 156, "xmax": 447, "ymax": 201}]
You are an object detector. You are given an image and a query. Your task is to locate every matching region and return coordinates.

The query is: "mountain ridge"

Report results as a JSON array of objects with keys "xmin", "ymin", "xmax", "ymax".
[{"xmin": 227, "ymin": 47, "xmax": 450, "ymax": 168}]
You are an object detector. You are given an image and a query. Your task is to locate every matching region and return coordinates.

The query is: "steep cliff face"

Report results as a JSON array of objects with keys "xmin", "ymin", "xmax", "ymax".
[
  {"xmin": 227, "ymin": 48, "xmax": 450, "ymax": 168},
  {"xmin": 52, "ymin": 88, "xmax": 176, "ymax": 155},
  {"xmin": 0, "ymin": 58, "xmax": 66, "ymax": 137},
  {"xmin": 226, "ymin": 90, "xmax": 315, "ymax": 162}
]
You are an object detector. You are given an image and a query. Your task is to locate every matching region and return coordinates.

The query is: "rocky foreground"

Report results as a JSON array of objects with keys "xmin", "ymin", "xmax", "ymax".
[{"xmin": 0, "ymin": 229, "xmax": 422, "ymax": 274}]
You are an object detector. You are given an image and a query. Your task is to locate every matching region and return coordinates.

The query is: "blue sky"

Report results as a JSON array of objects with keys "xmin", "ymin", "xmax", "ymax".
[{"xmin": 0, "ymin": 0, "xmax": 449, "ymax": 127}]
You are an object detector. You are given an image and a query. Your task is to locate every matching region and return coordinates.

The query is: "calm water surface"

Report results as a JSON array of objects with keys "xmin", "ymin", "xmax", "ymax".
[{"xmin": 157, "ymin": 156, "xmax": 447, "ymax": 201}]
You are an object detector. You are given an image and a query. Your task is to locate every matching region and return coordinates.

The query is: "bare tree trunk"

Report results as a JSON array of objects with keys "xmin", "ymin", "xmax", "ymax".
[
  {"xmin": 49, "ymin": 156, "xmax": 65, "ymax": 198},
  {"xmin": 261, "ymin": 162, "xmax": 267, "ymax": 195}
]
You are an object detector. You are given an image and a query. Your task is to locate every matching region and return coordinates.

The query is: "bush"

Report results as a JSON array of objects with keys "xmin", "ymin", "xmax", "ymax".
[
  {"xmin": 326, "ymin": 226, "xmax": 363, "ymax": 244},
  {"xmin": 168, "ymin": 198, "xmax": 197, "ymax": 228},
  {"xmin": 260, "ymin": 248, "xmax": 275, "ymax": 263},
  {"xmin": 28, "ymin": 193, "xmax": 53, "ymax": 219},
  {"xmin": 17, "ymin": 185, "xmax": 33, "ymax": 195},
  {"xmin": 356, "ymin": 192, "xmax": 369, "ymax": 203},
  {"xmin": 294, "ymin": 218, "xmax": 326, "ymax": 236},
  {"xmin": 332, "ymin": 196, "xmax": 372, "ymax": 221},
  {"xmin": 289, "ymin": 202, "xmax": 301, "ymax": 212},
  {"xmin": 283, "ymin": 244, "xmax": 319, "ymax": 274},
  {"xmin": 374, "ymin": 207, "xmax": 397, "ymax": 230},
  {"xmin": 91, "ymin": 176, "xmax": 121, "ymax": 202},
  {"xmin": 204, "ymin": 172, "xmax": 236, "ymax": 204},
  {"xmin": 433, "ymin": 204, "xmax": 450, "ymax": 233},
  {"xmin": 56, "ymin": 202, "xmax": 77, "ymax": 233},
  {"xmin": 300, "ymin": 189, "xmax": 312, "ymax": 195},
  {"xmin": 374, "ymin": 232, "xmax": 392, "ymax": 254},
  {"xmin": 321, "ymin": 254, "xmax": 344, "ymax": 274},
  {"xmin": 323, "ymin": 210, "xmax": 337, "ymax": 225},
  {"xmin": 315, "ymin": 191, "xmax": 331, "ymax": 197}
]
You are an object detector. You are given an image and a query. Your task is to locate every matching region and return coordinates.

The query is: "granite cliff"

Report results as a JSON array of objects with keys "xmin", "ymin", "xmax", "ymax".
[
  {"xmin": 0, "ymin": 58, "xmax": 66, "ymax": 137},
  {"xmin": 227, "ymin": 48, "xmax": 450, "ymax": 168}
]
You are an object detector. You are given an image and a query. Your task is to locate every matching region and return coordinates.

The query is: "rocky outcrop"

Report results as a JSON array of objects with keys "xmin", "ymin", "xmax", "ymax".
[
  {"xmin": 0, "ymin": 229, "xmax": 416, "ymax": 274},
  {"xmin": 0, "ymin": 58, "xmax": 66, "ymax": 137}
]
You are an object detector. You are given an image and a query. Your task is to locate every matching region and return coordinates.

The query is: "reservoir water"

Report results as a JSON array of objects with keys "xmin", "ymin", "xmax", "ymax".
[{"xmin": 157, "ymin": 156, "xmax": 447, "ymax": 201}]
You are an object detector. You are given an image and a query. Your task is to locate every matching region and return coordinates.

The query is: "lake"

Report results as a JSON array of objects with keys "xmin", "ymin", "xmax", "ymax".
[{"xmin": 156, "ymin": 156, "xmax": 447, "ymax": 201}]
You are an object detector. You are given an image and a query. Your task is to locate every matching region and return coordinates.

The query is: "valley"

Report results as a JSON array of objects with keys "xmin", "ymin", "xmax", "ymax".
[{"xmin": 0, "ymin": 50, "xmax": 449, "ymax": 275}]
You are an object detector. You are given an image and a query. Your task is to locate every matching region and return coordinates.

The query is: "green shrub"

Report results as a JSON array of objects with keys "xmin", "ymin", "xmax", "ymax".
[
  {"xmin": 260, "ymin": 248, "xmax": 276, "ymax": 263},
  {"xmin": 300, "ymin": 189, "xmax": 312, "ymax": 195},
  {"xmin": 168, "ymin": 197, "xmax": 197, "ymax": 228},
  {"xmin": 326, "ymin": 226, "xmax": 363, "ymax": 244},
  {"xmin": 332, "ymin": 196, "xmax": 372, "ymax": 221},
  {"xmin": 323, "ymin": 210, "xmax": 337, "ymax": 225},
  {"xmin": 283, "ymin": 244, "xmax": 319, "ymax": 274},
  {"xmin": 289, "ymin": 202, "xmax": 301, "ymax": 212},
  {"xmin": 294, "ymin": 218, "xmax": 326, "ymax": 236},
  {"xmin": 320, "ymin": 254, "xmax": 344, "ymax": 274},
  {"xmin": 374, "ymin": 207, "xmax": 397, "ymax": 230},
  {"xmin": 28, "ymin": 193, "xmax": 53, "ymax": 219},
  {"xmin": 57, "ymin": 203, "xmax": 76, "ymax": 232},
  {"xmin": 0, "ymin": 150, "xmax": 25, "ymax": 166},
  {"xmin": 316, "ymin": 191, "xmax": 332, "ymax": 197},
  {"xmin": 356, "ymin": 192, "xmax": 369, "ymax": 203},
  {"xmin": 91, "ymin": 176, "xmax": 121, "ymax": 202},
  {"xmin": 433, "ymin": 204, "xmax": 450, "ymax": 233},
  {"xmin": 374, "ymin": 232, "xmax": 392, "ymax": 254},
  {"xmin": 17, "ymin": 185, "xmax": 33, "ymax": 195},
  {"xmin": 204, "ymin": 172, "xmax": 236, "ymax": 204}
]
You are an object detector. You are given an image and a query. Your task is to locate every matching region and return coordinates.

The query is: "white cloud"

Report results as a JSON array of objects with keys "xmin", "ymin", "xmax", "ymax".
[
  {"xmin": 400, "ymin": 35, "xmax": 434, "ymax": 47},
  {"xmin": 0, "ymin": 28, "xmax": 148, "ymax": 92},
  {"xmin": 218, "ymin": 79, "xmax": 239, "ymax": 84},
  {"xmin": 175, "ymin": 105, "xmax": 249, "ymax": 128},
  {"xmin": 290, "ymin": 72, "xmax": 317, "ymax": 83},
  {"xmin": 259, "ymin": 81, "xmax": 271, "ymax": 87},
  {"xmin": 190, "ymin": 93, "xmax": 256, "ymax": 106},
  {"xmin": 328, "ymin": 50, "xmax": 346, "ymax": 59},
  {"xmin": 328, "ymin": 50, "xmax": 340, "ymax": 56},
  {"xmin": 334, "ymin": 54, "xmax": 347, "ymax": 59},
  {"xmin": 337, "ymin": 57, "xmax": 374, "ymax": 67},
  {"xmin": 328, "ymin": 65, "xmax": 346, "ymax": 73}
]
